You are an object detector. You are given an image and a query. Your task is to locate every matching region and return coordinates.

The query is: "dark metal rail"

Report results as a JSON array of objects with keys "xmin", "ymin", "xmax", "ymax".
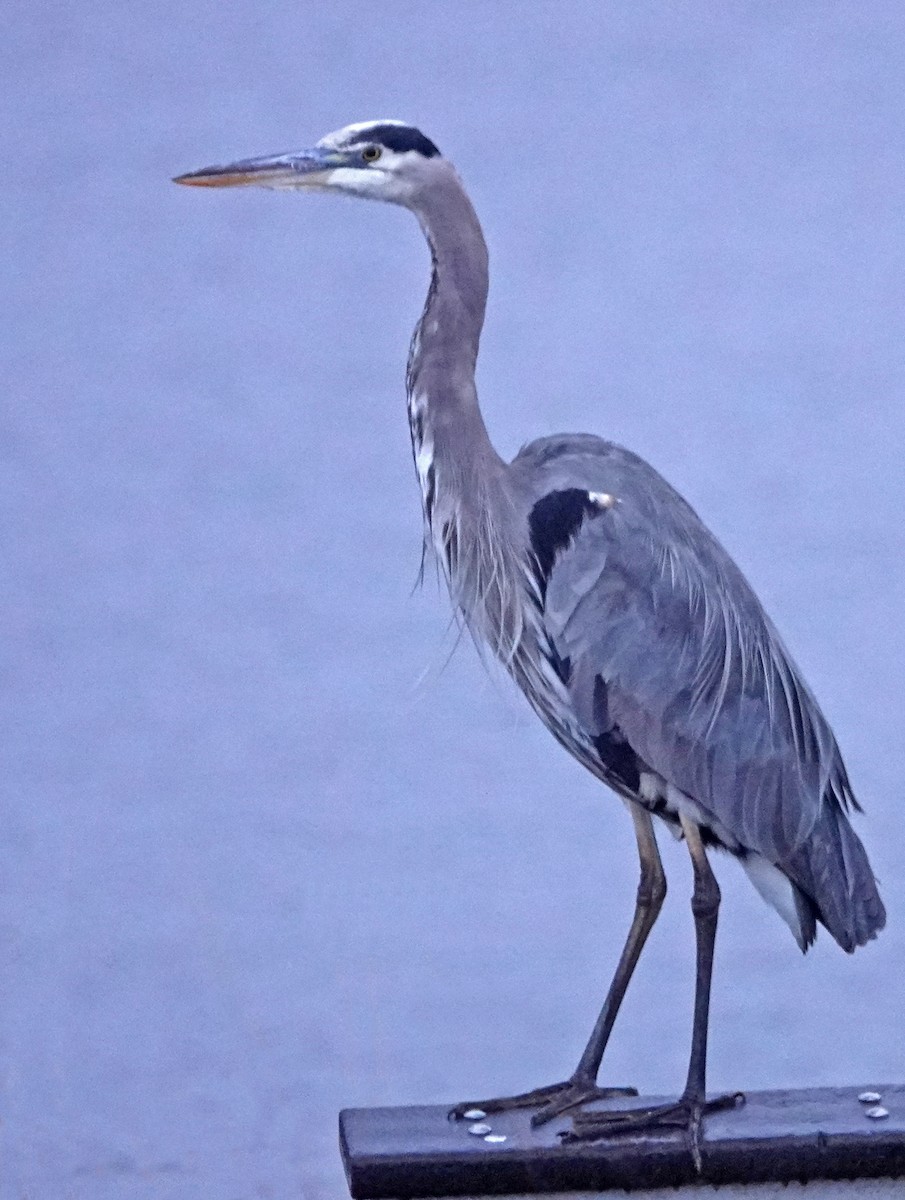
[{"xmin": 340, "ymin": 1084, "xmax": 904, "ymax": 1197}]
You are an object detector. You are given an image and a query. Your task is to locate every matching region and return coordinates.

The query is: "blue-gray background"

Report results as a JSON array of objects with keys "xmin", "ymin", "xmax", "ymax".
[{"xmin": 3, "ymin": 4, "xmax": 903, "ymax": 1198}]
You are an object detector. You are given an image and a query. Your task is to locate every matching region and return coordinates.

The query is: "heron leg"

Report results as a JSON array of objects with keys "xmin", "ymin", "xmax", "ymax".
[
  {"xmin": 449, "ymin": 805, "xmax": 664, "ymax": 1126},
  {"xmin": 561, "ymin": 815, "xmax": 744, "ymax": 1172}
]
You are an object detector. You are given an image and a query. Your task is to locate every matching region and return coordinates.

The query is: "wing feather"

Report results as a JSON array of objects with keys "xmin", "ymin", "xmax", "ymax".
[
  {"xmin": 542, "ymin": 484, "xmax": 838, "ymax": 866},
  {"xmin": 512, "ymin": 434, "xmax": 883, "ymax": 948}
]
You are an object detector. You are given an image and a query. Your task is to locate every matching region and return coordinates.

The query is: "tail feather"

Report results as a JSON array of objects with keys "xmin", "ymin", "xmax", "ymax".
[{"xmin": 787, "ymin": 799, "xmax": 885, "ymax": 953}]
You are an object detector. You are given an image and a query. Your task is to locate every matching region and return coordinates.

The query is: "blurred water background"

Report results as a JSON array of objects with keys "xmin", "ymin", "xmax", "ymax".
[{"xmin": 2, "ymin": 4, "xmax": 904, "ymax": 1197}]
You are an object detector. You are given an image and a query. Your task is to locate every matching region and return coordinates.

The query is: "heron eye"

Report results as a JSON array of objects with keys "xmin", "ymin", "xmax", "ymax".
[{"xmin": 361, "ymin": 145, "xmax": 382, "ymax": 163}]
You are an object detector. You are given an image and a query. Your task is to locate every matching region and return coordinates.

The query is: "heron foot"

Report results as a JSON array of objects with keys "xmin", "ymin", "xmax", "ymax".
[
  {"xmin": 560, "ymin": 1090, "xmax": 744, "ymax": 1172},
  {"xmin": 449, "ymin": 1078, "xmax": 638, "ymax": 1127}
]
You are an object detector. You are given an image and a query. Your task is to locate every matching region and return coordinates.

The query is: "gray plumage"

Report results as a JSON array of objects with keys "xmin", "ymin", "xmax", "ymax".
[
  {"xmin": 509, "ymin": 435, "xmax": 882, "ymax": 952},
  {"xmin": 176, "ymin": 120, "xmax": 885, "ymax": 1143}
]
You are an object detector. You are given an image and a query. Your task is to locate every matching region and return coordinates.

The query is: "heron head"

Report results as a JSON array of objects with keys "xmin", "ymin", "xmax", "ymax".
[{"xmin": 173, "ymin": 120, "xmax": 444, "ymax": 206}]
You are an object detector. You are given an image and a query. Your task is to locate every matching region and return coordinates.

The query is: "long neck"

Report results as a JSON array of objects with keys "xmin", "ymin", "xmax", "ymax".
[
  {"xmin": 406, "ymin": 169, "xmax": 501, "ymax": 531},
  {"xmin": 405, "ymin": 169, "xmax": 533, "ymax": 665}
]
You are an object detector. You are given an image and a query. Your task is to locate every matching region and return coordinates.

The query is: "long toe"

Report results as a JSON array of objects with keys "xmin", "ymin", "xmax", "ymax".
[
  {"xmin": 531, "ymin": 1081, "xmax": 638, "ymax": 1127},
  {"xmin": 449, "ymin": 1079, "xmax": 637, "ymax": 1123},
  {"xmin": 562, "ymin": 1091, "xmax": 744, "ymax": 1143}
]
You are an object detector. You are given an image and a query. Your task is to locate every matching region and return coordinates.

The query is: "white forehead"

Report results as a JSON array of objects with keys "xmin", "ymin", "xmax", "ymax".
[{"xmin": 317, "ymin": 119, "xmax": 408, "ymax": 150}]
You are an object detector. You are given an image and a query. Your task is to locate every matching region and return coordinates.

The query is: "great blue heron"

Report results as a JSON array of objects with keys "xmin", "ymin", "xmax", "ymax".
[{"xmin": 175, "ymin": 121, "xmax": 886, "ymax": 1160}]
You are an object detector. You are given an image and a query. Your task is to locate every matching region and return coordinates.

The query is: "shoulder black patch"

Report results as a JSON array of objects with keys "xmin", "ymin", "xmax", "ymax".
[
  {"xmin": 367, "ymin": 124, "xmax": 440, "ymax": 158},
  {"xmin": 528, "ymin": 488, "xmax": 602, "ymax": 600}
]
